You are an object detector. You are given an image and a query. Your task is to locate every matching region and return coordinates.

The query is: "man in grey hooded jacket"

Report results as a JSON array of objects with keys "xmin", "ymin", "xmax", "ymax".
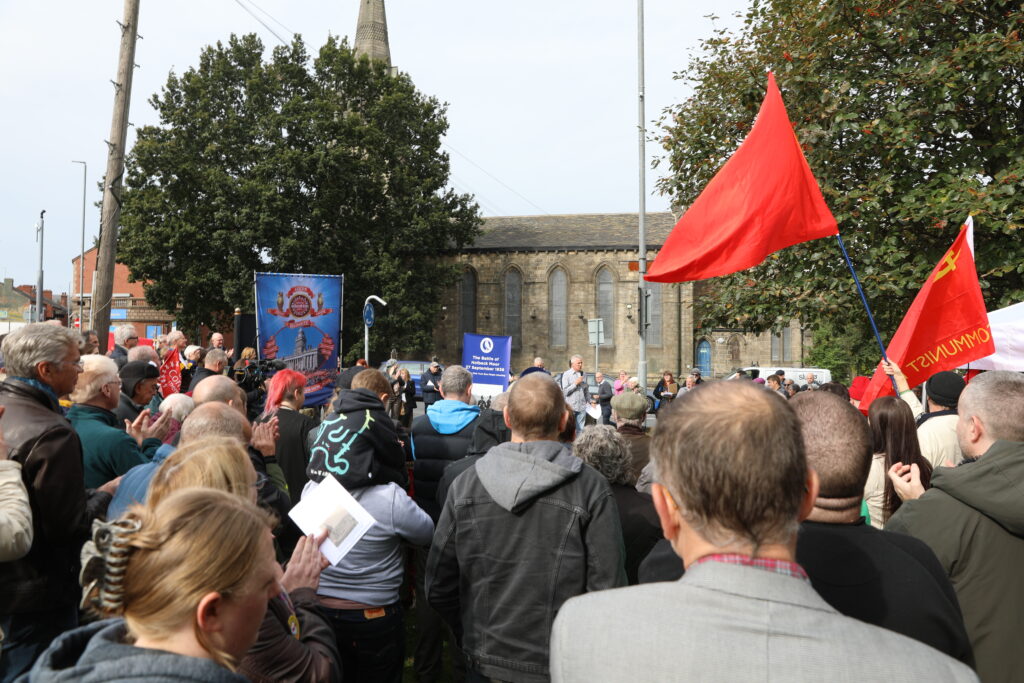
[{"xmin": 426, "ymin": 373, "xmax": 626, "ymax": 683}]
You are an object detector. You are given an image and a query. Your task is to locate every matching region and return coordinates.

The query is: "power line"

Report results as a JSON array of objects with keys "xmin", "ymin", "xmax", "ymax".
[
  {"xmin": 241, "ymin": 0, "xmax": 296, "ymax": 37},
  {"xmin": 442, "ymin": 141, "xmax": 550, "ymax": 215},
  {"xmin": 232, "ymin": 0, "xmax": 289, "ymax": 45}
]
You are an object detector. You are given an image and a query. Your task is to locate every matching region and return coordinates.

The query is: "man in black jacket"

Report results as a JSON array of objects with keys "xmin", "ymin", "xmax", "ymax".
[
  {"xmin": 187, "ymin": 348, "xmax": 228, "ymax": 392},
  {"xmin": 426, "ymin": 373, "xmax": 625, "ymax": 683},
  {"xmin": 408, "ymin": 365, "xmax": 480, "ymax": 683},
  {"xmin": 790, "ymin": 391, "xmax": 973, "ymax": 666},
  {"xmin": 420, "ymin": 361, "xmax": 443, "ymax": 408},
  {"xmin": 640, "ymin": 391, "xmax": 974, "ymax": 668},
  {"xmin": 0, "ymin": 324, "xmax": 116, "ymax": 682}
]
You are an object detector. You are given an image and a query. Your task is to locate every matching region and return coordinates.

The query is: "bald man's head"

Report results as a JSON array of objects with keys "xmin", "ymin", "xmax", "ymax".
[
  {"xmin": 179, "ymin": 401, "xmax": 250, "ymax": 445},
  {"xmin": 192, "ymin": 374, "xmax": 244, "ymax": 408},
  {"xmin": 505, "ymin": 374, "xmax": 565, "ymax": 441}
]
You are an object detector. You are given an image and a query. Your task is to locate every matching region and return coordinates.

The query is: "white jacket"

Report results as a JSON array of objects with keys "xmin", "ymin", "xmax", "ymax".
[{"xmin": 0, "ymin": 460, "xmax": 33, "ymax": 562}]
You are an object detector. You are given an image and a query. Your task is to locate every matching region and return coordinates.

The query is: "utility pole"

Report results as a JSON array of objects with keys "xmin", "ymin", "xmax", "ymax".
[
  {"xmin": 72, "ymin": 160, "xmax": 87, "ymax": 329},
  {"xmin": 93, "ymin": 0, "xmax": 141, "ymax": 352},
  {"xmin": 636, "ymin": 0, "xmax": 648, "ymax": 393},
  {"xmin": 35, "ymin": 211, "xmax": 46, "ymax": 322}
]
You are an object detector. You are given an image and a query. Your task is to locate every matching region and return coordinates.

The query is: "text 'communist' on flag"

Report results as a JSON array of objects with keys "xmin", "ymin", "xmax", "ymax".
[
  {"xmin": 645, "ymin": 72, "xmax": 837, "ymax": 283},
  {"xmin": 858, "ymin": 218, "xmax": 993, "ymax": 412},
  {"xmin": 159, "ymin": 347, "xmax": 182, "ymax": 398}
]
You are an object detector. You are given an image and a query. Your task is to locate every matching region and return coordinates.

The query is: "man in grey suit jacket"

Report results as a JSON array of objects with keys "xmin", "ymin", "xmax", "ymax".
[{"xmin": 550, "ymin": 381, "xmax": 977, "ymax": 683}]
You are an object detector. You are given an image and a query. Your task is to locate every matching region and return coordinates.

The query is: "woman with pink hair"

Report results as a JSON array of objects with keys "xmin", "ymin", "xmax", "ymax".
[{"xmin": 260, "ymin": 370, "xmax": 319, "ymax": 513}]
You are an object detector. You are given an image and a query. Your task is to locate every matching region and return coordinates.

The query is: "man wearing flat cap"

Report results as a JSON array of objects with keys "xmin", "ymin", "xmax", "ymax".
[
  {"xmin": 114, "ymin": 360, "xmax": 162, "ymax": 428},
  {"xmin": 612, "ymin": 391, "xmax": 650, "ymax": 485},
  {"xmin": 883, "ymin": 362, "xmax": 966, "ymax": 466}
]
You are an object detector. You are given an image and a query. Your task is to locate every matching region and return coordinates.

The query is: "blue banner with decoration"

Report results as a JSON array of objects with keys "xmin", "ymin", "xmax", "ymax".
[
  {"xmin": 255, "ymin": 272, "xmax": 343, "ymax": 407},
  {"xmin": 461, "ymin": 333, "xmax": 512, "ymax": 391}
]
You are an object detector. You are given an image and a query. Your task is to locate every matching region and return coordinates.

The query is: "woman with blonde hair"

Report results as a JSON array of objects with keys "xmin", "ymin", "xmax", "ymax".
[
  {"xmin": 27, "ymin": 488, "xmax": 280, "ymax": 681},
  {"xmin": 146, "ymin": 438, "xmax": 258, "ymax": 509},
  {"xmin": 141, "ymin": 438, "xmax": 342, "ymax": 682}
]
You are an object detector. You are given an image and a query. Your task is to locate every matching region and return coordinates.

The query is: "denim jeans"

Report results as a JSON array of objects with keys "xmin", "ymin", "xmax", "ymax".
[{"xmin": 320, "ymin": 602, "xmax": 404, "ymax": 683}]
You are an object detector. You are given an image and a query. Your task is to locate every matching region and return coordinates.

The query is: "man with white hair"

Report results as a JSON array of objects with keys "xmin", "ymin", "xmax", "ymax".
[
  {"xmin": 0, "ymin": 324, "xmax": 116, "ymax": 680},
  {"xmin": 886, "ymin": 371, "xmax": 1024, "ymax": 683},
  {"xmin": 67, "ymin": 355, "xmax": 169, "ymax": 489},
  {"xmin": 126, "ymin": 344, "xmax": 159, "ymax": 366},
  {"xmin": 188, "ymin": 348, "xmax": 228, "ymax": 392},
  {"xmin": 209, "ymin": 331, "xmax": 225, "ymax": 349},
  {"xmin": 560, "ymin": 355, "xmax": 590, "ymax": 433},
  {"xmin": 109, "ymin": 324, "xmax": 139, "ymax": 369}
]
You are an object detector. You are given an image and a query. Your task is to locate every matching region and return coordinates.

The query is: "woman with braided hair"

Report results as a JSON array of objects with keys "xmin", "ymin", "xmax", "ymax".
[{"xmin": 25, "ymin": 488, "xmax": 280, "ymax": 681}]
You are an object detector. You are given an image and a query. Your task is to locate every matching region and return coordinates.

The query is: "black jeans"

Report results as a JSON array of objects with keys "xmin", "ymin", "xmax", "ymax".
[
  {"xmin": 0, "ymin": 605, "xmax": 78, "ymax": 683},
  {"xmin": 320, "ymin": 602, "xmax": 404, "ymax": 683},
  {"xmin": 414, "ymin": 547, "xmax": 466, "ymax": 683}
]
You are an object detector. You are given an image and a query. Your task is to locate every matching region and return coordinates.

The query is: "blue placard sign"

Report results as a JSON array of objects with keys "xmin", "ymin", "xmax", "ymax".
[
  {"xmin": 363, "ymin": 302, "xmax": 375, "ymax": 328},
  {"xmin": 461, "ymin": 333, "xmax": 512, "ymax": 390}
]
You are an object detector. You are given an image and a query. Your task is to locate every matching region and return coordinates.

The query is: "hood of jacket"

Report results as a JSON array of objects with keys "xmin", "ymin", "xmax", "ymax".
[
  {"xmin": 426, "ymin": 399, "xmax": 480, "ymax": 435},
  {"xmin": 330, "ymin": 387, "xmax": 385, "ymax": 415},
  {"xmin": 475, "ymin": 440, "xmax": 582, "ymax": 513},
  {"xmin": 932, "ymin": 439, "xmax": 1024, "ymax": 536},
  {"xmin": 28, "ymin": 618, "xmax": 245, "ymax": 682}
]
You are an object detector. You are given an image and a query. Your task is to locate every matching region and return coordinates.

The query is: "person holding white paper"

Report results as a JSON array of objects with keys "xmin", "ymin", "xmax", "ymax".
[{"xmin": 306, "ymin": 369, "xmax": 433, "ymax": 683}]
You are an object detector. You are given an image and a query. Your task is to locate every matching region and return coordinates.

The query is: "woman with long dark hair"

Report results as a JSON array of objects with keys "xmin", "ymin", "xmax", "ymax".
[{"xmin": 864, "ymin": 396, "xmax": 932, "ymax": 528}]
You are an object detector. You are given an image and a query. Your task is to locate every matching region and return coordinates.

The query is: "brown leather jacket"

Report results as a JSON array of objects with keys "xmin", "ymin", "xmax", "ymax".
[
  {"xmin": 0, "ymin": 379, "xmax": 107, "ymax": 614},
  {"xmin": 240, "ymin": 587, "xmax": 342, "ymax": 683}
]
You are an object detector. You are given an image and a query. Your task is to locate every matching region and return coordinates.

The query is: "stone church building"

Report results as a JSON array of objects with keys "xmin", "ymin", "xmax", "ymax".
[
  {"xmin": 346, "ymin": 1, "xmax": 809, "ymax": 381},
  {"xmin": 431, "ymin": 212, "xmax": 809, "ymax": 381}
]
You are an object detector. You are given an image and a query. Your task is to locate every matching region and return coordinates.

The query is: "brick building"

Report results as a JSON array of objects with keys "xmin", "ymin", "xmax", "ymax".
[{"xmin": 71, "ymin": 246, "xmax": 175, "ymax": 338}]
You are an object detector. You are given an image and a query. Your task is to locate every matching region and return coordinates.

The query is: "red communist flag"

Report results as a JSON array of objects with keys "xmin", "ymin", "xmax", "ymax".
[
  {"xmin": 159, "ymin": 347, "xmax": 182, "ymax": 398},
  {"xmin": 646, "ymin": 72, "xmax": 838, "ymax": 283},
  {"xmin": 859, "ymin": 218, "xmax": 993, "ymax": 412}
]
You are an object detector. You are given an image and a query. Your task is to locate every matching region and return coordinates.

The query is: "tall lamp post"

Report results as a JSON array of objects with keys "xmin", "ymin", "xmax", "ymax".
[
  {"xmin": 35, "ymin": 211, "xmax": 46, "ymax": 322},
  {"xmin": 363, "ymin": 295, "xmax": 387, "ymax": 363},
  {"xmin": 72, "ymin": 160, "xmax": 87, "ymax": 329},
  {"xmin": 636, "ymin": 0, "xmax": 648, "ymax": 393}
]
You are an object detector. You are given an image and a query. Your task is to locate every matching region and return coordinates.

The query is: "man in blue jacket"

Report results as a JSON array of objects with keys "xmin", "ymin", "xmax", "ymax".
[{"xmin": 408, "ymin": 365, "xmax": 480, "ymax": 682}]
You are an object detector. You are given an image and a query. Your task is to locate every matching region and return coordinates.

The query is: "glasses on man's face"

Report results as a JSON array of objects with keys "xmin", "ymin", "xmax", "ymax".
[{"xmin": 59, "ymin": 360, "xmax": 84, "ymax": 370}]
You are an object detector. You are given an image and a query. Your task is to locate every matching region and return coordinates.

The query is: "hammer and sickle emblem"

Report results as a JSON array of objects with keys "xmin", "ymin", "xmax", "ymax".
[{"xmin": 934, "ymin": 249, "xmax": 960, "ymax": 281}]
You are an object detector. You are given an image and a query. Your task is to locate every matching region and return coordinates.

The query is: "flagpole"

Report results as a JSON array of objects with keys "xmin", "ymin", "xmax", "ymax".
[{"xmin": 835, "ymin": 233, "xmax": 899, "ymax": 393}]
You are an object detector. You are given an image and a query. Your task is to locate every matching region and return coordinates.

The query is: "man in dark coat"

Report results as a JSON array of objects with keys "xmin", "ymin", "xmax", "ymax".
[
  {"xmin": 0, "ymin": 324, "xmax": 115, "ymax": 681},
  {"xmin": 420, "ymin": 360, "xmax": 443, "ymax": 408},
  {"xmin": 187, "ymin": 348, "xmax": 228, "ymax": 393},
  {"xmin": 113, "ymin": 361, "xmax": 160, "ymax": 428},
  {"xmin": 790, "ymin": 391, "xmax": 973, "ymax": 666},
  {"xmin": 594, "ymin": 371, "xmax": 614, "ymax": 425},
  {"xmin": 887, "ymin": 371, "xmax": 1024, "ymax": 683},
  {"xmin": 408, "ymin": 365, "xmax": 480, "ymax": 682}
]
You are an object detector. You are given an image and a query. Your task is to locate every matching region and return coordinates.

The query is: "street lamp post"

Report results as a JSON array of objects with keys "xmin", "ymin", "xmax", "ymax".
[
  {"xmin": 363, "ymin": 294, "xmax": 387, "ymax": 363},
  {"xmin": 636, "ymin": 0, "xmax": 648, "ymax": 394},
  {"xmin": 72, "ymin": 160, "xmax": 87, "ymax": 329},
  {"xmin": 35, "ymin": 211, "xmax": 46, "ymax": 322}
]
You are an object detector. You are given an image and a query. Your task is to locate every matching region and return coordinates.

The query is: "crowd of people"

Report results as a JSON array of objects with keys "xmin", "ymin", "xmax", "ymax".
[{"xmin": 0, "ymin": 321, "xmax": 1021, "ymax": 682}]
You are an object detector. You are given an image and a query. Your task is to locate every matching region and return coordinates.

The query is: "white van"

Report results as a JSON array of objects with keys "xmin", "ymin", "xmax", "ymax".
[{"xmin": 742, "ymin": 366, "xmax": 832, "ymax": 387}]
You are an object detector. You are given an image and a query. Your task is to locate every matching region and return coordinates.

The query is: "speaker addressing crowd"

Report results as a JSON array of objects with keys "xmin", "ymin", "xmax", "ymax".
[{"xmin": 3, "ymin": 321, "xmax": 1023, "ymax": 682}]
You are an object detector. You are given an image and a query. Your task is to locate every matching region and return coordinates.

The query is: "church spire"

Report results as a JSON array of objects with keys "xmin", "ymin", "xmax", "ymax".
[{"xmin": 354, "ymin": 0, "xmax": 391, "ymax": 68}]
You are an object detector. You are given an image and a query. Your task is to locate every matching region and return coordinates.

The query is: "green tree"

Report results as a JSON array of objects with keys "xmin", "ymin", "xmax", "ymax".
[
  {"xmin": 658, "ymin": 0, "xmax": 1024, "ymax": 360},
  {"xmin": 119, "ymin": 34, "xmax": 481, "ymax": 360}
]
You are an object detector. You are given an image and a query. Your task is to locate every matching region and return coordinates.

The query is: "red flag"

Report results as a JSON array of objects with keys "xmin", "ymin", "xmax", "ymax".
[
  {"xmin": 859, "ymin": 218, "xmax": 993, "ymax": 412},
  {"xmin": 646, "ymin": 72, "xmax": 838, "ymax": 283},
  {"xmin": 159, "ymin": 347, "xmax": 182, "ymax": 398}
]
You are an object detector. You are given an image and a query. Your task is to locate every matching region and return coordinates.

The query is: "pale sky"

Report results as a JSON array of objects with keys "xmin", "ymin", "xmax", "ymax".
[{"xmin": 0, "ymin": 0, "xmax": 749, "ymax": 293}]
